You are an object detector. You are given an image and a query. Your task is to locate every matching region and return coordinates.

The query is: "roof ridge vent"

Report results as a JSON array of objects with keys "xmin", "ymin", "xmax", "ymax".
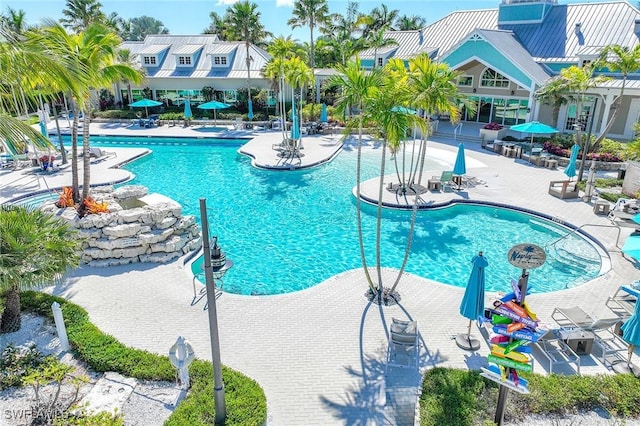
[{"xmin": 575, "ymin": 22, "xmax": 582, "ymax": 35}]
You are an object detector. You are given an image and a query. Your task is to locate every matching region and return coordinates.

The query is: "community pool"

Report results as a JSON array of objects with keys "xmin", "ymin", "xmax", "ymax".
[{"xmin": 55, "ymin": 135, "xmax": 603, "ymax": 295}]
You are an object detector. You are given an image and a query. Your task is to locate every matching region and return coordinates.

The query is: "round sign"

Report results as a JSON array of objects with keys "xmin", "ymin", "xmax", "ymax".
[{"xmin": 507, "ymin": 244, "xmax": 546, "ymax": 269}]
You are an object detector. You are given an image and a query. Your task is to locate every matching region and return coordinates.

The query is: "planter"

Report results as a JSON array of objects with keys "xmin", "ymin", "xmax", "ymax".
[{"xmin": 479, "ymin": 128, "xmax": 507, "ymax": 142}]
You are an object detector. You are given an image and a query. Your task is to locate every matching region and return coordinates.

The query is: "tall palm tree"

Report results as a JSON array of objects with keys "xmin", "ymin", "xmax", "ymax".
[
  {"xmin": 265, "ymin": 36, "xmax": 300, "ymax": 139},
  {"xmin": 36, "ymin": 22, "xmax": 144, "ymax": 201},
  {"xmin": 593, "ymin": 44, "xmax": 640, "ymax": 147},
  {"xmin": 60, "ymin": 0, "xmax": 106, "ymax": 33},
  {"xmin": 284, "ymin": 56, "xmax": 314, "ymax": 148},
  {"xmin": 0, "ymin": 7, "xmax": 31, "ymax": 34},
  {"xmin": 287, "ymin": 0, "xmax": 329, "ymax": 101},
  {"xmin": 395, "ymin": 15, "xmax": 426, "ymax": 31},
  {"xmin": 364, "ymin": 26, "xmax": 398, "ymax": 68},
  {"xmin": 0, "ymin": 205, "xmax": 81, "ymax": 333},
  {"xmin": 226, "ymin": 1, "xmax": 271, "ymax": 119},
  {"xmin": 367, "ymin": 4, "xmax": 399, "ymax": 33},
  {"xmin": 329, "ymin": 58, "xmax": 385, "ymax": 292}
]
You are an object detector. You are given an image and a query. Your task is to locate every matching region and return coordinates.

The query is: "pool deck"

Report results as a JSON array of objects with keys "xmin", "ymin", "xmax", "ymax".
[{"xmin": 3, "ymin": 121, "xmax": 640, "ymax": 425}]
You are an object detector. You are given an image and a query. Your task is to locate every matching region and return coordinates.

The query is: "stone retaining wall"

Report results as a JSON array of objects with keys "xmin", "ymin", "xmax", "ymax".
[{"xmin": 41, "ymin": 185, "xmax": 202, "ymax": 267}]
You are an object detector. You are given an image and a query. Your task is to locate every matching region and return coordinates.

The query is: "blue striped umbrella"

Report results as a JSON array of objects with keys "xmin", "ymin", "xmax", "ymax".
[{"xmin": 564, "ymin": 144, "xmax": 580, "ymax": 179}]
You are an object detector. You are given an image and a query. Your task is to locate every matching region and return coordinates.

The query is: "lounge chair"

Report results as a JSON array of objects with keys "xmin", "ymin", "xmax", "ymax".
[
  {"xmin": 234, "ymin": 117, "xmax": 244, "ymax": 130},
  {"xmin": 606, "ymin": 284, "xmax": 638, "ymax": 317},
  {"xmin": 551, "ymin": 306, "xmax": 621, "ymax": 331},
  {"xmin": 432, "ymin": 171, "xmax": 454, "ymax": 191},
  {"xmin": 533, "ymin": 329, "xmax": 581, "ymax": 375},
  {"xmin": 385, "ymin": 318, "xmax": 419, "ymax": 375}
]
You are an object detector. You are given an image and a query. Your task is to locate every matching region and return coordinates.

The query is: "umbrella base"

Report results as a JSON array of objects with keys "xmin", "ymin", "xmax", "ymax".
[
  {"xmin": 455, "ymin": 333, "xmax": 481, "ymax": 351},
  {"xmin": 611, "ymin": 360, "xmax": 640, "ymax": 377}
]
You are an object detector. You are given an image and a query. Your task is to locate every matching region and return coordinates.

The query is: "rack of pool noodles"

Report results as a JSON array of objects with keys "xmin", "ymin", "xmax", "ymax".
[{"xmin": 480, "ymin": 279, "xmax": 544, "ymax": 394}]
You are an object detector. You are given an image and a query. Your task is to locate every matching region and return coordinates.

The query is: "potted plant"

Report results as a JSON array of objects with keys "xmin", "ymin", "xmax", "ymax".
[{"xmin": 479, "ymin": 122, "xmax": 507, "ymax": 142}]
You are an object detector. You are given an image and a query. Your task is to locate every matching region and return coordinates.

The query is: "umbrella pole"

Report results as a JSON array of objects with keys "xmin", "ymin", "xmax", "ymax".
[{"xmin": 466, "ymin": 319, "xmax": 472, "ymax": 338}]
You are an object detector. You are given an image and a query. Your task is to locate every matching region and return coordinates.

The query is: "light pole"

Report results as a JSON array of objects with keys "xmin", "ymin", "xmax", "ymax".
[{"xmin": 199, "ymin": 198, "xmax": 233, "ymax": 425}]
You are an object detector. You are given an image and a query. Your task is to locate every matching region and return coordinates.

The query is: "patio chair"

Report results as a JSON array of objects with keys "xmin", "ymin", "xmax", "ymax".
[
  {"xmin": 605, "ymin": 285, "xmax": 637, "ymax": 317},
  {"xmin": 551, "ymin": 306, "xmax": 621, "ymax": 331},
  {"xmin": 433, "ymin": 171, "xmax": 454, "ymax": 191},
  {"xmin": 533, "ymin": 329, "xmax": 581, "ymax": 375},
  {"xmin": 385, "ymin": 318, "xmax": 419, "ymax": 375}
]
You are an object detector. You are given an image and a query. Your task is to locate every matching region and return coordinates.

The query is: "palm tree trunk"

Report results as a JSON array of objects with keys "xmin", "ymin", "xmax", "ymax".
[
  {"xmin": 593, "ymin": 79, "xmax": 626, "ymax": 148},
  {"xmin": 50, "ymin": 101, "xmax": 68, "ymax": 164},
  {"xmin": 81, "ymin": 100, "xmax": 91, "ymax": 201},
  {"xmin": 0, "ymin": 287, "xmax": 21, "ymax": 333},
  {"xmin": 246, "ymin": 41, "xmax": 252, "ymax": 120},
  {"xmin": 389, "ymin": 202, "xmax": 419, "ymax": 294},
  {"xmin": 375, "ymin": 140, "xmax": 388, "ymax": 292},
  {"xmin": 356, "ymin": 116, "xmax": 375, "ymax": 291},
  {"xmin": 71, "ymin": 103, "xmax": 80, "ymax": 203}
]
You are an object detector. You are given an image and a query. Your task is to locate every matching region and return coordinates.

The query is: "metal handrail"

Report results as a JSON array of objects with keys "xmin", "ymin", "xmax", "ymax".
[
  {"xmin": 546, "ymin": 222, "xmax": 623, "ymax": 250},
  {"xmin": 453, "ymin": 122, "xmax": 463, "ymax": 140}
]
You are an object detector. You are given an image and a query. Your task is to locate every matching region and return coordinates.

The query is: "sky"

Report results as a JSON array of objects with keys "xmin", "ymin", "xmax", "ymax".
[{"xmin": 6, "ymin": 0, "xmax": 604, "ymax": 42}]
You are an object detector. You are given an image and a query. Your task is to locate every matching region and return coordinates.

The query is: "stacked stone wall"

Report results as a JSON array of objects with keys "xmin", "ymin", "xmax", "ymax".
[{"xmin": 41, "ymin": 185, "xmax": 201, "ymax": 267}]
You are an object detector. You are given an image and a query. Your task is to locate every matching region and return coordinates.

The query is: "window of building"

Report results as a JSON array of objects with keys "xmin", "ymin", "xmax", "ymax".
[
  {"xmin": 143, "ymin": 56, "xmax": 157, "ymax": 66},
  {"xmin": 377, "ymin": 57, "xmax": 383, "ymax": 67},
  {"xmin": 457, "ymin": 75, "xmax": 473, "ymax": 87},
  {"xmin": 178, "ymin": 56, "xmax": 192, "ymax": 66},
  {"xmin": 480, "ymin": 68, "xmax": 510, "ymax": 88},
  {"xmin": 213, "ymin": 56, "xmax": 228, "ymax": 66}
]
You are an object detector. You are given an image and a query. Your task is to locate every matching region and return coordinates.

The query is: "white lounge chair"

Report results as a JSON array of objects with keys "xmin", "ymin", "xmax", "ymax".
[{"xmin": 385, "ymin": 318, "xmax": 419, "ymax": 375}]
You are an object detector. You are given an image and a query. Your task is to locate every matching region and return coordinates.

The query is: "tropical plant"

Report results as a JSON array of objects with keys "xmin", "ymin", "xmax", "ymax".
[
  {"xmin": 0, "ymin": 7, "xmax": 33, "ymax": 34},
  {"xmin": 0, "ymin": 205, "xmax": 81, "ymax": 333},
  {"xmin": 60, "ymin": 0, "xmax": 106, "ymax": 33},
  {"xmin": 395, "ymin": 14, "xmax": 426, "ymax": 31},
  {"xmin": 321, "ymin": 2, "xmax": 368, "ymax": 66},
  {"xmin": 287, "ymin": 0, "xmax": 329, "ymax": 101},
  {"xmin": 34, "ymin": 22, "xmax": 144, "ymax": 202},
  {"xmin": 593, "ymin": 44, "xmax": 640, "ymax": 148},
  {"xmin": 329, "ymin": 58, "xmax": 385, "ymax": 292},
  {"xmin": 364, "ymin": 4, "xmax": 399, "ymax": 35},
  {"xmin": 364, "ymin": 26, "xmax": 398, "ymax": 69},
  {"xmin": 126, "ymin": 16, "xmax": 169, "ymax": 41},
  {"xmin": 265, "ymin": 36, "xmax": 301, "ymax": 140},
  {"xmin": 225, "ymin": 1, "xmax": 272, "ymax": 120}
]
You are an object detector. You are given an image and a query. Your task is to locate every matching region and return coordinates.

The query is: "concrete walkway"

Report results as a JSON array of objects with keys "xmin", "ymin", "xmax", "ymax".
[{"xmin": 3, "ymin": 121, "xmax": 639, "ymax": 425}]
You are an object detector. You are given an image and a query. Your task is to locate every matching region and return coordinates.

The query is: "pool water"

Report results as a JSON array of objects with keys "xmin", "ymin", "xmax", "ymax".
[{"xmin": 63, "ymin": 136, "xmax": 601, "ymax": 295}]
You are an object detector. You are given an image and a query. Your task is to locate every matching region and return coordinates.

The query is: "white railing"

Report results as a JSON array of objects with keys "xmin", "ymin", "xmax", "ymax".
[{"xmin": 453, "ymin": 123, "xmax": 463, "ymax": 140}]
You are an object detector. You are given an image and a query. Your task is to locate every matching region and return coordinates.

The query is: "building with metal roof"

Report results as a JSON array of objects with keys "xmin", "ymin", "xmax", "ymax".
[
  {"xmin": 115, "ymin": 35, "xmax": 273, "ymax": 113},
  {"xmin": 359, "ymin": 0, "xmax": 640, "ymax": 140}
]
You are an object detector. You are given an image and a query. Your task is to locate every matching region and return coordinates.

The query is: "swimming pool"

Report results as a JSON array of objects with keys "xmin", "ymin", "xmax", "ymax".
[{"xmin": 54, "ymin": 135, "xmax": 603, "ymax": 295}]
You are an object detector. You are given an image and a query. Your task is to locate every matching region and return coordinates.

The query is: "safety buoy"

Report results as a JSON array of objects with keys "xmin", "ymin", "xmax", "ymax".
[{"xmin": 169, "ymin": 337, "xmax": 195, "ymax": 369}]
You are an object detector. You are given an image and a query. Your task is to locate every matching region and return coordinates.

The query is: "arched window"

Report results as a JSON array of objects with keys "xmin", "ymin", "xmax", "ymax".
[{"xmin": 480, "ymin": 68, "xmax": 510, "ymax": 88}]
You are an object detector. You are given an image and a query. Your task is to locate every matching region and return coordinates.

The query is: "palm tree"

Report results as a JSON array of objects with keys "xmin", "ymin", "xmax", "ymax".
[
  {"xmin": 287, "ymin": 0, "xmax": 329, "ymax": 101},
  {"xmin": 395, "ymin": 15, "xmax": 426, "ymax": 31},
  {"xmin": 367, "ymin": 4, "xmax": 399, "ymax": 33},
  {"xmin": 0, "ymin": 7, "xmax": 32, "ymax": 34},
  {"xmin": 593, "ymin": 44, "xmax": 640, "ymax": 147},
  {"xmin": 329, "ymin": 58, "xmax": 385, "ymax": 292},
  {"xmin": 226, "ymin": 1, "xmax": 272, "ymax": 119},
  {"xmin": 284, "ymin": 56, "xmax": 314, "ymax": 149},
  {"xmin": 0, "ymin": 205, "xmax": 81, "ymax": 333},
  {"xmin": 265, "ymin": 36, "xmax": 301, "ymax": 139},
  {"xmin": 36, "ymin": 22, "xmax": 144, "ymax": 201},
  {"xmin": 60, "ymin": 0, "xmax": 106, "ymax": 33},
  {"xmin": 364, "ymin": 26, "xmax": 398, "ymax": 68}
]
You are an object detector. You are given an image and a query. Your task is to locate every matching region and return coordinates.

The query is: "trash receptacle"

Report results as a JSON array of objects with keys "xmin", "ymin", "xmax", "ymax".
[{"xmin": 617, "ymin": 169, "xmax": 626, "ymax": 179}]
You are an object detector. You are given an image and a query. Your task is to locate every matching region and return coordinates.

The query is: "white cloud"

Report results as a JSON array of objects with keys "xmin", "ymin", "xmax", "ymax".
[
  {"xmin": 276, "ymin": 0, "xmax": 294, "ymax": 7},
  {"xmin": 216, "ymin": 0, "xmax": 239, "ymax": 5}
]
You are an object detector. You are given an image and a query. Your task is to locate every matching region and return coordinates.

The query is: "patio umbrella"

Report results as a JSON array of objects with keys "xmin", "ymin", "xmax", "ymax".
[
  {"xmin": 129, "ymin": 98, "xmax": 162, "ymax": 118},
  {"xmin": 452, "ymin": 143, "xmax": 466, "ymax": 190},
  {"xmin": 39, "ymin": 121, "xmax": 48, "ymax": 137},
  {"xmin": 614, "ymin": 289, "xmax": 640, "ymax": 376},
  {"xmin": 247, "ymin": 99, "xmax": 254, "ymax": 120},
  {"xmin": 183, "ymin": 98, "xmax": 193, "ymax": 120},
  {"xmin": 622, "ymin": 235, "xmax": 640, "ymax": 261},
  {"xmin": 197, "ymin": 100, "xmax": 231, "ymax": 125},
  {"xmin": 583, "ymin": 160, "xmax": 597, "ymax": 202},
  {"xmin": 320, "ymin": 103, "xmax": 328, "ymax": 123},
  {"xmin": 291, "ymin": 97, "xmax": 300, "ymax": 141},
  {"xmin": 456, "ymin": 251, "xmax": 488, "ymax": 351},
  {"xmin": 510, "ymin": 121, "xmax": 558, "ymax": 153},
  {"xmin": 564, "ymin": 144, "xmax": 580, "ymax": 180}
]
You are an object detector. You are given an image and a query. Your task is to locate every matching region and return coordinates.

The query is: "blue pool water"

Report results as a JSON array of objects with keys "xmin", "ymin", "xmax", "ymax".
[{"xmin": 56, "ymin": 135, "xmax": 602, "ymax": 295}]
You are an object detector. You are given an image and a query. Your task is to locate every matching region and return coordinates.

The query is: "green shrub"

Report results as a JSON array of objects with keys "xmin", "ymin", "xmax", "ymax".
[
  {"xmin": 19, "ymin": 291, "xmax": 267, "ymax": 425},
  {"xmin": 0, "ymin": 344, "xmax": 48, "ymax": 389},
  {"xmin": 93, "ymin": 110, "xmax": 138, "ymax": 119}
]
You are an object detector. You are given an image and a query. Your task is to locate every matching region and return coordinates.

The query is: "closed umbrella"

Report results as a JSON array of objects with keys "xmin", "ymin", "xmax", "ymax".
[
  {"xmin": 510, "ymin": 121, "xmax": 558, "ymax": 153},
  {"xmin": 291, "ymin": 98, "xmax": 300, "ymax": 141},
  {"xmin": 320, "ymin": 103, "xmax": 328, "ymax": 123},
  {"xmin": 129, "ymin": 98, "xmax": 162, "ymax": 118},
  {"xmin": 39, "ymin": 121, "xmax": 48, "ymax": 137},
  {"xmin": 453, "ymin": 143, "xmax": 466, "ymax": 190},
  {"xmin": 197, "ymin": 100, "xmax": 231, "ymax": 125},
  {"xmin": 247, "ymin": 99, "xmax": 254, "ymax": 121},
  {"xmin": 456, "ymin": 251, "xmax": 488, "ymax": 351},
  {"xmin": 184, "ymin": 98, "xmax": 193, "ymax": 120},
  {"xmin": 564, "ymin": 144, "xmax": 580, "ymax": 180},
  {"xmin": 613, "ymin": 288, "xmax": 640, "ymax": 376},
  {"xmin": 583, "ymin": 160, "xmax": 597, "ymax": 202}
]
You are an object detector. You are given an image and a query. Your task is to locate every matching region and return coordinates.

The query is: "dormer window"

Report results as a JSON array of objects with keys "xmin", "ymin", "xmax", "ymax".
[
  {"xmin": 143, "ymin": 56, "xmax": 157, "ymax": 66},
  {"xmin": 178, "ymin": 56, "xmax": 192, "ymax": 66},
  {"xmin": 377, "ymin": 57, "xmax": 383, "ymax": 67},
  {"xmin": 213, "ymin": 56, "xmax": 228, "ymax": 66}
]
